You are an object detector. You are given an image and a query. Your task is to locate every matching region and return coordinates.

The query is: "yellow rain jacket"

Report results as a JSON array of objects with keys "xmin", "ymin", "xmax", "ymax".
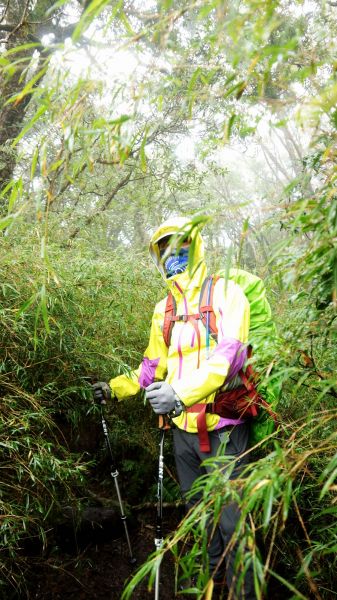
[{"xmin": 109, "ymin": 217, "xmax": 250, "ymax": 433}]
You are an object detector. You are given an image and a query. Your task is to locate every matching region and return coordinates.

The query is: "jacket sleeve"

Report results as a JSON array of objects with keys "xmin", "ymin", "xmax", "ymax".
[
  {"xmin": 109, "ymin": 301, "xmax": 168, "ymax": 400},
  {"xmin": 172, "ymin": 280, "xmax": 250, "ymax": 407}
]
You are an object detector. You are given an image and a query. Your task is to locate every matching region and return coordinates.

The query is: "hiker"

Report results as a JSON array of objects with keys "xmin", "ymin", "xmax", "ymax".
[{"xmin": 93, "ymin": 217, "xmax": 257, "ymax": 599}]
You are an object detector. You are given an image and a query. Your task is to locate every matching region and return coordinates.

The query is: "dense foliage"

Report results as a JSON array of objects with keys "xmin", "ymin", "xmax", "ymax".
[{"xmin": 1, "ymin": 1, "xmax": 337, "ymax": 599}]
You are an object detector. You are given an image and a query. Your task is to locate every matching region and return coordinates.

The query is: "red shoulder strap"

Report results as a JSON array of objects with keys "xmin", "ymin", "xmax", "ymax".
[
  {"xmin": 163, "ymin": 292, "xmax": 176, "ymax": 347},
  {"xmin": 163, "ymin": 274, "xmax": 219, "ymax": 347},
  {"xmin": 199, "ymin": 275, "xmax": 219, "ymax": 341}
]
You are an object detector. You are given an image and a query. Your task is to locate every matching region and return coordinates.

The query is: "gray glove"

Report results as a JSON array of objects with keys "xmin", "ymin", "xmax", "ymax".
[
  {"xmin": 92, "ymin": 381, "xmax": 112, "ymax": 405},
  {"xmin": 145, "ymin": 381, "xmax": 183, "ymax": 415}
]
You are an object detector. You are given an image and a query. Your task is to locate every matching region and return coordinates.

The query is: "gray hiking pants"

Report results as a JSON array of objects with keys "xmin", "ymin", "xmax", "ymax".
[{"xmin": 173, "ymin": 422, "xmax": 256, "ymax": 600}]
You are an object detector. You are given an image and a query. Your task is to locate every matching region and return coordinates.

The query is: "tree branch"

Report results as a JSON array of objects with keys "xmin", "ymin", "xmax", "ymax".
[
  {"xmin": 5, "ymin": 0, "xmax": 31, "ymax": 43},
  {"xmin": 0, "ymin": 0, "xmax": 10, "ymax": 25},
  {"xmin": 0, "ymin": 23, "xmax": 18, "ymax": 31},
  {"xmin": 67, "ymin": 171, "xmax": 133, "ymax": 242}
]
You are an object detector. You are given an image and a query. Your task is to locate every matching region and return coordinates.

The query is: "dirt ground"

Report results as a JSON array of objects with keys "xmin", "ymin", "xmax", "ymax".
[
  {"xmin": 24, "ymin": 505, "xmax": 292, "ymax": 600},
  {"xmin": 24, "ymin": 496, "xmax": 290, "ymax": 600},
  {"xmin": 28, "ymin": 508, "xmax": 197, "ymax": 600}
]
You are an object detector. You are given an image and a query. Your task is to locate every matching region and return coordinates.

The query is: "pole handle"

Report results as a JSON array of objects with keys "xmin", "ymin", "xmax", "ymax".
[{"xmin": 158, "ymin": 414, "xmax": 171, "ymax": 430}]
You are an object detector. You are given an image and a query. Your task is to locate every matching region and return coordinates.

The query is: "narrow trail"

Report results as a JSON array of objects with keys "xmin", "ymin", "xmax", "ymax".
[
  {"xmin": 28, "ymin": 507, "xmax": 285, "ymax": 600},
  {"xmin": 30, "ymin": 509, "xmax": 180, "ymax": 600}
]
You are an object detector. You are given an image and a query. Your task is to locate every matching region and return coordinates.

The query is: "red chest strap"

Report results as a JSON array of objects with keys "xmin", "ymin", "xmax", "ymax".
[{"xmin": 162, "ymin": 275, "xmax": 220, "ymax": 348}]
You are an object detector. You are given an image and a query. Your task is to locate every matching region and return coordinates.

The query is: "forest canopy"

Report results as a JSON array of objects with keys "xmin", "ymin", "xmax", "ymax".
[{"xmin": 0, "ymin": 1, "xmax": 337, "ymax": 599}]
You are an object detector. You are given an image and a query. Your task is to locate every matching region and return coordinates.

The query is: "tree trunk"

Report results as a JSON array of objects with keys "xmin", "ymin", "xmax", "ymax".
[{"xmin": 0, "ymin": 1, "xmax": 83, "ymax": 197}]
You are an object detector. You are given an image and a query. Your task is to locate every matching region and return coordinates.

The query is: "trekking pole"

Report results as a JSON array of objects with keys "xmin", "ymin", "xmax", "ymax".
[
  {"xmin": 97, "ymin": 393, "xmax": 136, "ymax": 565},
  {"xmin": 154, "ymin": 415, "xmax": 170, "ymax": 600}
]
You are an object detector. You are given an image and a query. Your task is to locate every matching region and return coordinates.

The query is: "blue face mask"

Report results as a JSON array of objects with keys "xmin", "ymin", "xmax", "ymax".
[{"xmin": 163, "ymin": 247, "xmax": 189, "ymax": 278}]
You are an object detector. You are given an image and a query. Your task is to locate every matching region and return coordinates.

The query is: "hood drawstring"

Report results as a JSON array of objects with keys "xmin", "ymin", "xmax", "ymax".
[{"xmin": 205, "ymin": 277, "xmax": 213, "ymax": 360}]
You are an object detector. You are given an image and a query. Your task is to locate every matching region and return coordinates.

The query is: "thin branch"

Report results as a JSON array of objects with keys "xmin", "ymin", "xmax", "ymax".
[
  {"xmin": 101, "ymin": 171, "xmax": 132, "ymax": 211},
  {"xmin": 5, "ymin": 0, "xmax": 31, "ymax": 43},
  {"xmin": 59, "ymin": 162, "xmax": 88, "ymax": 196},
  {"xmin": 0, "ymin": 0, "xmax": 10, "ymax": 25},
  {"xmin": 0, "ymin": 20, "xmax": 77, "ymax": 45},
  {"xmin": 295, "ymin": 546, "xmax": 323, "ymax": 600},
  {"xmin": 289, "ymin": 376, "xmax": 337, "ymax": 398},
  {"xmin": 26, "ymin": 17, "xmax": 55, "ymax": 26},
  {"xmin": 67, "ymin": 171, "xmax": 133, "ymax": 241},
  {"xmin": 0, "ymin": 23, "xmax": 17, "ymax": 31}
]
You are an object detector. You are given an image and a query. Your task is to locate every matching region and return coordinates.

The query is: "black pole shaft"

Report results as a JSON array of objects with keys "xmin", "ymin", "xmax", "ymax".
[
  {"xmin": 100, "ymin": 407, "xmax": 136, "ymax": 564},
  {"xmin": 154, "ymin": 428, "xmax": 165, "ymax": 600}
]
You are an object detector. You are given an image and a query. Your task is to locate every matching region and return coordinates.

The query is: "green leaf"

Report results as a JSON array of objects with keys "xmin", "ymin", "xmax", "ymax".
[
  {"xmin": 0, "ymin": 213, "xmax": 19, "ymax": 230},
  {"xmin": 282, "ymin": 478, "xmax": 292, "ymax": 523},
  {"xmin": 262, "ymin": 481, "xmax": 273, "ymax": 529},
  {"xmin": 109, "ymin": 114, "xmax": 130, "ymax": 126},
  {"xmin": 333, "ymin": 256, "xmax": 337, "ymax": 307},
  {"xmin": 197, "ymin": 2, "xmax": 217, "ymax": 19},
  {"xmin": 31, "ymin": 146, "xmax": 40, "ymax": 179},
  {"xmin": 4, "ymin": 43, "xmax": 41, "ymax": 57},
  {"xmin": 39, "ymin": 284, "xmax": 51, "ymax": 334},
  {"xmin": 0, "ymin": 180, "xmax": 16, "ymax": 200},
  {"xmin": 12, "ymin": 104, "xmax": 48, "ymax": 148},
  {"xmin": 72, "ymin": 0, "xmax": 114, "ymax": 42},
  {"xmin": 45, "ymin": 0, "xmax": 69, "ymax": 15},
  {"xmin": 119, "ymin": 11, "xmax": 137, "ymax": 35},
  {"xmin": 187, "ymin": 68, "xmax": 202, "ymax": 94},
  {"xmin": 224, "ymin": 81, "xmax": 246, "ymax": 99},
  {"xmin": 242, "ymin": 218, "xmax": 249, "ymax": 234},
  {"xmin": 224, "ymin": 114, "xmax": 236, "ymax": 142},
  {"xmin": 268, "ymin": 569, "xmax": 308, "ymax": 599},
  {"xmin": 104, "ymin": 0, "xmax": 124, "ymax": 30},
  {"xmin": 7, "ymin": 64, "xmax": 48, "ymax": 108},
  {"xmin": 188, "ymin": 234, "xmax": 197, "ymax": 277},
  {"xmin": 8, "ymin": 178, "xmax": 22, "ymax": 213},
  {"xmin": 320, "ymin": 453, "xmax": 337, "ymax": 499},
  {"xmin": 15, "ymin": 293, "xmax": 38, "ymax": 319},
  {"xmin": 49, "ymin": 158, "xmax": 65, "ymax": 173}
]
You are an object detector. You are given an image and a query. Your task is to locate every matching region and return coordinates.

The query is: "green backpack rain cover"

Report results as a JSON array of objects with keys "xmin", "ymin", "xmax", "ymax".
[{"xmin": 222, "ymin": 268, "xmax": 281, "ymax": 446}]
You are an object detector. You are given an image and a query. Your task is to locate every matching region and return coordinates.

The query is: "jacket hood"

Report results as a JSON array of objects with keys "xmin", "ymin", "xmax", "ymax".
[{"xmin": 149, "ymin": 217, "xmax": 207, "ymax": 293}]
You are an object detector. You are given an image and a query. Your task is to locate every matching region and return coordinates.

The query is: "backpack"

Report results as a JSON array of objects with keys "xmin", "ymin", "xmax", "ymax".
[{"xmin": 163, "ymin": 268, "xmax": 280, "ymax": 450}]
